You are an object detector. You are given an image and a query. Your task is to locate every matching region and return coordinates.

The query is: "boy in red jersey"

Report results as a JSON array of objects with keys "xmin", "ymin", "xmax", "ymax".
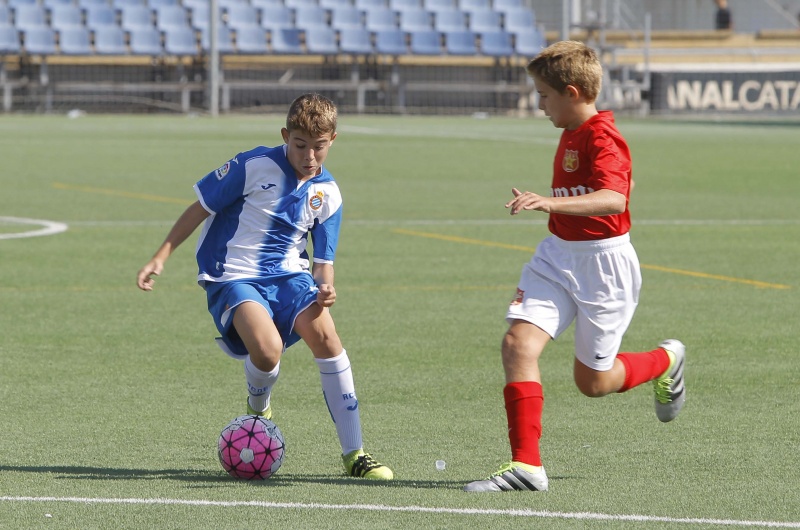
[{"xmin": 464, "ymin": 41, "xmax": 686, "ymax": 493}]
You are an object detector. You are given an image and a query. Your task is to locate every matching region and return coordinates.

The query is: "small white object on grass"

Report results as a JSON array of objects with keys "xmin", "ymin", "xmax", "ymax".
[{"xmin": 435, "ymin": 460, "xmax": 446, "ymax": 471}]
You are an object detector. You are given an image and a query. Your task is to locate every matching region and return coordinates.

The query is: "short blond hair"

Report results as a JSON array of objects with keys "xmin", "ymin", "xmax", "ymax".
[
  {"xmin": 286, "ymin": 93, "xmax": 337, "ymax": 137},
  {"xmin": 526, "ymin": 41, "xmax": 603, "ymax": 102}
]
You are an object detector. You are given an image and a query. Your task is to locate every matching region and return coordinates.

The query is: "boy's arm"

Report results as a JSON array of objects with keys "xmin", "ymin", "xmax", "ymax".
[
  {"xmin": 312, "ymin": 262, "xmax": 336, "ymax": 308},
  {"xmin": 505, "ymin": 187, "xmax": 626, "ymax": 216},
  {"xmin": 136, "ymin": 200, "xmax": 210, "ymax": 291}
]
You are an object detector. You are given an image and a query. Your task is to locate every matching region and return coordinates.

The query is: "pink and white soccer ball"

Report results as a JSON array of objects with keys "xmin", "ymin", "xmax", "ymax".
[{"xmin": 218, "ymin": 415, "xmax": 285, "ymax": 480}]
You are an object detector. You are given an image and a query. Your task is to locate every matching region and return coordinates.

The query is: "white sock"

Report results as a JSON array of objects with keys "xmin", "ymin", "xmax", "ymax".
[
  {"xmin": 245, "ymin": 356, "xmax": 279, "ymax": 413},
  {"xmin": 316, "ymin": 350, "xmax": 363, "ymax": 456}
]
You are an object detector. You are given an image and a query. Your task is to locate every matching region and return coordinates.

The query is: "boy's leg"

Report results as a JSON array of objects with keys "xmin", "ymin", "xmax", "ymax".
[
  {"xmin": 232, "ymin": 301, "xmax": 285, "ymax": 417},
  {"xmin": 464, "ymin": 320, "xmax": 550, "ymax": 492},
  {"xmin": 618, "ymin": 340, "xmax": 686, "ymax": 422},
  {"xmin": 294, "ymin": 304, "xmax": 393, "ymax": 480}
]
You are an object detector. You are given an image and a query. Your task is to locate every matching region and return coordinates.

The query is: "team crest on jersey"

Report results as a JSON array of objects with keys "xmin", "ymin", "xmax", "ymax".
[
  {"xmin": 511, "ymin": 287, "xmax": 524, "ymax": 305},
  {"xmin": 215, "ymin": 161, "xmax": 231, "ymax": 180},
  {"xmin": 562, "ymin": 149, "xmax": 579, "ymax": 173},
  {"xmin": 309, "ymin": 191, "xmax": 324, "ymax": 210}
]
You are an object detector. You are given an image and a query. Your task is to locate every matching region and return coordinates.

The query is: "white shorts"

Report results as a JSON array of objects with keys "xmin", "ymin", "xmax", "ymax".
[{"xmin": 506, "ymin": 233, "xmax": 642, "ymax": 371}]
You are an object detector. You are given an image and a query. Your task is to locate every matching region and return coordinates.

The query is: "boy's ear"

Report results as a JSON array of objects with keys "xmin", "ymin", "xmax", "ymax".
[
  {"xmin": 329, "ymin": 131, "xmax": 337, "ymax": 144},
  {"xmin": 281, "ymin": 127, "xmax": 290, "ymax": 143},
  {"xmin": 565, "ymin": 84, "xmax": 581, "ymax": 99}
]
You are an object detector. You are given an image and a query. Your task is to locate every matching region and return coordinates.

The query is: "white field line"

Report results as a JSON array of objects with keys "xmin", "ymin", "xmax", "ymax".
[
  {"xmin": 65, "ymin": 219, "xmax": 800, "ymax": 227},
  {"xmin": 0, "ymin": 217, "xmax": 68, "ymax": 240},
  {"xmin": 1, "ymin": 496, "xmax": 799, "ymax": 528}
]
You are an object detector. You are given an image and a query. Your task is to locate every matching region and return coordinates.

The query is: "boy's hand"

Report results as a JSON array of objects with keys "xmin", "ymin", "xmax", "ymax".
[
  {"xmin": 316, "ymin": 283, "xmax": 337, "ymax": 307},
  {"xmin": 137, "ymin": 259, "xmax": 164, "ymax": 291},
  {"xmin": 505, "ymin": 188, "xmax": 552, "ymax": 215}
]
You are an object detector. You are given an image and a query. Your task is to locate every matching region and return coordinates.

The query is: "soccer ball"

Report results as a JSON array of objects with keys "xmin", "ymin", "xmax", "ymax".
[{"xmin": 218, "ymin": 415, "xmax": 285, "ymax": 480}]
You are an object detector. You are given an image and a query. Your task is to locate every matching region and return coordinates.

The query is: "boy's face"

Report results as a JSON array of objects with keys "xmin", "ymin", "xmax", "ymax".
[
  {"xmin": 533, "ymin": 75, "xmax": 581, "ymax": 130},
  {"xmin": 281, "ymin": 128, "xmax": 337, "ymax": 180}
]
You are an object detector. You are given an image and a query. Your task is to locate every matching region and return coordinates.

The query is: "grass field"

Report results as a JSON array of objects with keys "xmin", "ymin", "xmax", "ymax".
[{"xmin": 1, "ymin": 113, "xmax": 799, "ymax": 529}]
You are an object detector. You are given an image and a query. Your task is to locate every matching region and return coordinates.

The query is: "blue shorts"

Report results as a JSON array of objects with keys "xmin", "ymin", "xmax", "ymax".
[{"xmin": 204, "ymin": 273, "xmax": 319, "ymax": 359}]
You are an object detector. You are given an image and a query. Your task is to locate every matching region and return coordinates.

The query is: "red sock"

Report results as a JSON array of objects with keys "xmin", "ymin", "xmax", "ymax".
[
  {"xmin": 616, "ymin": 348, "xmax": 671, "ymax": 393},
  {"xmin": 504, "ymin": 381, "xmax": 543, "ymax": 466}
]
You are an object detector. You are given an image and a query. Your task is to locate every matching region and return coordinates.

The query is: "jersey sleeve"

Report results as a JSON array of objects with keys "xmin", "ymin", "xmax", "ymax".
[
  {"xmin": 194, "ymin": 155, "xmax": 248, "ymax": 214},
  {"xmin": 309, "ymin": 184, "xmax": 343, "ymax": 264},
  {"xmin": 587, "ymin": 131, "xmax": 631, "ymax": 197}
]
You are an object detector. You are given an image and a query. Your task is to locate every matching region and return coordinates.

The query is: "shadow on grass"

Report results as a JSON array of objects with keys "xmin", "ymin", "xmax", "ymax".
[{"xmin": 0, "ymin": 465, "xmax": 466, "ymax": 489}]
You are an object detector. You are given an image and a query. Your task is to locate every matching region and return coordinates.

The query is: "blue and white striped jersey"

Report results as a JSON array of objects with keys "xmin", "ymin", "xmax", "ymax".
[{"xmin": 193, "ymin": 144, "xmax": 343, "ymax": 286}]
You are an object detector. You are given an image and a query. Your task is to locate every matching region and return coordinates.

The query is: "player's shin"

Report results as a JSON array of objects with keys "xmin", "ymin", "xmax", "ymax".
[
  {"xmin": 245, "ymin": 356, "xmax": 280, "ymax": 414},
  {"xmin": 316, "ymin": 350, "xmax": 363, "ymax": 455}
]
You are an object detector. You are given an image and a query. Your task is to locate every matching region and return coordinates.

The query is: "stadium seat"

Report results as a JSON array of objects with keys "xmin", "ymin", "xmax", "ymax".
[
  {"xmin": 433, "ymin": 9, "xmax": 466, "ymax": 32},
  {"xmin": 469, "ymin": 9, "xmax": 502, "ymax": 32},
  {"xmin": 200, "ymin": 24, "xmax": 235, "ymax": 53},
  {"xmin": 408, "ymin": 29, "xmax": 440, "ymax": 54},
  {"xmin": 304, "ymin": 26, "xmax": 338, "ymax": 54},
  {"xmin": 49, "ymin": 5, "xmax": 85, "ymax": 31},
  {"xmin": 12, "ymin": 5, "xmax": 48, "ymax": 32},
  {"xmin": 320, "ymin": 0, "xmax": 351, "ymax": 9},
  {"xmin": 0, "ymin": 25, "xmax": 21, "ymax": 54},
  {"xmin": 502, "ymin": 7, "xmax": 535, "ymax": 34},
  {"xmin": 512, "ymin": 27, "xmax": 544, "ymax": 56},
  {"xmin": 251, "ymin": 0, "xmax": 284, "ymax": 9},
  {"xmin": 114, "ymin": 0, "xmax": 145, "ymax": 7},
  {"xmin": 294, "ymin": 6, "xmax": 329, "ymax": 31},
  {"xmin": 128, "ymin": 26, "xmax": 162, "ymax": 54},
  {"xmin": 424, "ymin": 0, "xmax": 454, "ymax": 12},
  {"xmin": 338, "ymin": 27, "xmax": 372, "ymax": 54},
  {"xmin": 225, "ymin": 3, "xmax": 260, "ymax": 31},
  {"xmin": 458, "ymin": 0, "xmax": 489, "ymax": 12},
  {"xmin": 218, "ymin": 0, "xmax": 250, "ymax": 8},
  {"xmin": 58, "ymin": 26, "xmax": 93, "ymax": 54},
  {"xmin": 269, "ymin": 27, "xmax": 302, "ymax": 53},
  {"xmin": 284, "ymin": 0, "xmax": 318, "ymax": 9},
  {"xmin": 355, "ymin": 0, "xmax": 387, "ymax": 11},
  {"xmin": 364, "ymin": 8, "xmax": 396, "ymax": 31},
  {"xmin": 93, "ymin": 25, "xmax": 129, "ymax": 54},
  {"xmin": 374, "ymin": 28, "xmax": 406, "ymax": 54},
  {"xmin": 0, "ymin": 5, "xmax": 11, "ymax": 26},
  {"xmin": 85, "ymin": 5, "xmax": 118, "ymax": 30},
  {"xmin": 389, "ymin": 0, "xmax": 420, "ymax": 12},
  {"xmin": 234, "ymin": 25, "xmax": 267, "ymax": 53},
  {"xmin": 78, "ymin": 0, "xmax": 112, "ymax": 7},
  {"xmin": 187, "ymin": 3, "xmax": 216, "ymax": 31},
  {"xmin": 163, "ymin": 25, "xmax": 198, "ymax": 55},
  {"xmin": 443, "ymin": 29, "xmax": 475, "ymax": 54},
  {"xmin": 479, "ymin": 30, "xmax": 511, "ymax": 56},
  {"xmin": 259, "ymin": 5, "xmax": 294, "ymax": 31},
  {"xmin": 398, "ymin": 9, "xmax": 431, "ymax": 31},
  {"xmin": 148, "ymin": 0, "xmax": 180, "ymax": 7},
  {"xmin": 330, "ymin": 7, "xmax": 362, "ymax": 30},
  {"xmin": 7, "ymin": 0, "xmax": 38, "ymax": 7},
  {"xmin": 43, "ymin": 0, "xmax": 75, "ymax": 7},
  {"xmin": 492, "ymin": 0, "xmax": 522, "ymax": 12},
  {"xmin": 22, "ymin": 26, "xmax": 57, "ymax": 54},
  {"xmin": 155, "ymin": 5, "xmax": 190, "ymax": 32},
  {"xmin": 119, "ymin": 5, "xmax": 155, "ymax": 31}
]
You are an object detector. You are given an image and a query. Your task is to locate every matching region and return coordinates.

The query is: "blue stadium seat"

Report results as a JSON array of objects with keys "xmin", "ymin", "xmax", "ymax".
[
  {"xmin": 304, "ymin": 25, "xmax": 337, "ymax": 53},
  {"xmin": 252, "ymin": 0, "xmax": 284, "ymax": 9},
  {"xmin": 468, "ymin": 9, "xmax": 501, "ymax": 33},
  {"xmin": 389, "ymin": 0, "xmax": 420, "ymax": 11},
  {"xmin": 502, "ymin": 7, "xmax": 535, "ymax": 33},
  {"xmin": 492, "ymin": 0, "xmax": 522, "ymax": 11},
  {"xmin": 13, "ymin": 5, "xmax": 48, "ymax": 32},
  {"xmin": 458, "ymin": 0, "xmax": 489, "ymax": 11},
  {"xmin": 320, "ymin": 0, "xmax": 351, "ymax": 9},
  {"xmin": 269, "ymin": 27, "xmax": 303, "ymax": 53},
  {"xmin": 226, "ymin": 3, "xmax": 260, "ymax": 31},
  {"xmin": 50, "ymin": 5, "xmax": 84, "ymax": 31},
  {"xmin": 93, "ymin": 25, "xmax": 128, "ymax": 54},
  {"xmin": 339, "ymin": 27, "xmax": 372, "ymax": 54},
  {"xmin": 479, "ymin": 30, "xmax": 511, "ymax": 56},
  {"xmin": 155, "ymin": 5, "xmax": 190, "ymax": 31},
  {"xmin": 330, "ymin": 7, "xmax": 362, "ymax": 30},
  {"xmin": 114, "ymin": 0, "xmax": 145, "ymax": 7},
  {"xmin": 163, "ymin": 25, "xmax": 198, "ymax": 55},
  {"xmin": 364, "ymin": 8, "xmax": 395, "ymax": 31},
  {"xmin": 398, "ymin": 8, "xmax": 431, "ymax": 31},
  {"xmin": 22, "ymin": 26, "xmax": 57, "ymax": 54},
  {"xmin": 259, "ymin": 5, "xmax": 294, "ymax": 31},
  {"xmin": 0, "ymin": 5, "xmax": 11, "ymax": 26},
  {"xmin": 374, "ymin": 28, "xmax": 406, "ymax": 54},
  {"xmin": 78, "ymin": 0, "xmax": 112, "ymax": 7},
  {"xmin": 7, "ymin": 0, "xmax": 39, "ymax": 7},
  {"xmin": 424, "ymin": 0, "xmax": 454, "ymax": 12},
  {"xmin": 119, "ymin": 5, "xmax": 155, "ymax": 31},
  {"xmin": 433, "ymin": 9, "xmax": 466, "ymax": 32},
  {"xmin": 59, "ymin": 26, "xmax": 93, "ymax": 54},
  {"xmin": 234, "ymin": 25, "xmax": 267, "ymax": 53},
  {"xmin": 443, "ymin": 29, "xmax": 475, "ymax": 54},
  {"xmin": 148, "ymin": 0, "xmax": 180, "ymax": 7},
  {"xmin": 43, "ymin": 0, "xmax": 76, "ymax": 9},
  {"xmin": 0, "ymin": 25, "xmax": 21, "ymax": 54},
  {"xmin": 355, "ymin": 0, "xmax": 387, "ymax": 10},
  {"xmin": 284, "ymin": 0, "xmax": 318, "ymax": 8},
  {"xmin": 187, "ymin": 3, "xmax": 216, "ymax": 31},
  {"xmin": 408, "ymin": 29, "xmax": 440, "ymax": 54},
  {"xmin": 85, "ymin": 5, "xmax": 118, "ymax": 29},
  {"xmin": 512, "ymin": 27, "xmax": 543, "ymax": 56},
  {"xmin": 218, "ymin": 0, "xmax": 250, "ymax": 8},
  {"xmin": 200, "ymin": 24, "xmax": 235, "ymax": 53},
  {"xmin": 294, "ymin": 6, "xmax": 329, "ymax": 31},
  {"xmin": 128, "ymin": 26, "xmax": 162, "ymax": 54}
]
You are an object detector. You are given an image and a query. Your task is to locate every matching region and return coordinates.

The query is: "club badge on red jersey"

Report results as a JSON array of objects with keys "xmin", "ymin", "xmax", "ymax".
[{"xmin": 562, "ymin": 149, "xmax": 579, "ymax": 173}]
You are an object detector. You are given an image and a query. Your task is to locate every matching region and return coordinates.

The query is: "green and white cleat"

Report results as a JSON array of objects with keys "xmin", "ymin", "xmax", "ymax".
[
  {"xmin": 246, "ymin": 400, "xmax": 272, "ymax": 420},
  {"xmin": 464, "ymin": 461, "xmax": 548, "ymax": 492},
  {"xmin": 654, "ymin": 339, "xmax": 686, "ymax": 423},
  {"xmin": 342, "ymin": 449, "xmax": 394, "ymax": 480}
]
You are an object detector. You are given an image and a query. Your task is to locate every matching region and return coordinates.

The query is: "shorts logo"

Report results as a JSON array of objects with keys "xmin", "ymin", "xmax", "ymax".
[
  {"xmin": 215, "ymin": 161, "xmax": 231, "ymax": 180},
  {"xmin": 562, "ymin": 149, "xmax": 579, "ymax": 172},
  {"xmin": 511, "ymin": 287, "xmax": 524, "ymax": 305},
  {"xmin": 309, "ymin": 191, "xmax": 324, "ymax": 210}
]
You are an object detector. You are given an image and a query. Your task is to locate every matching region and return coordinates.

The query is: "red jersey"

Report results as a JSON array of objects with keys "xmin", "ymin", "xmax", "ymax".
[{"xmin": 548, "ymin": 111, "xmax": 632, "ymax": 241}]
